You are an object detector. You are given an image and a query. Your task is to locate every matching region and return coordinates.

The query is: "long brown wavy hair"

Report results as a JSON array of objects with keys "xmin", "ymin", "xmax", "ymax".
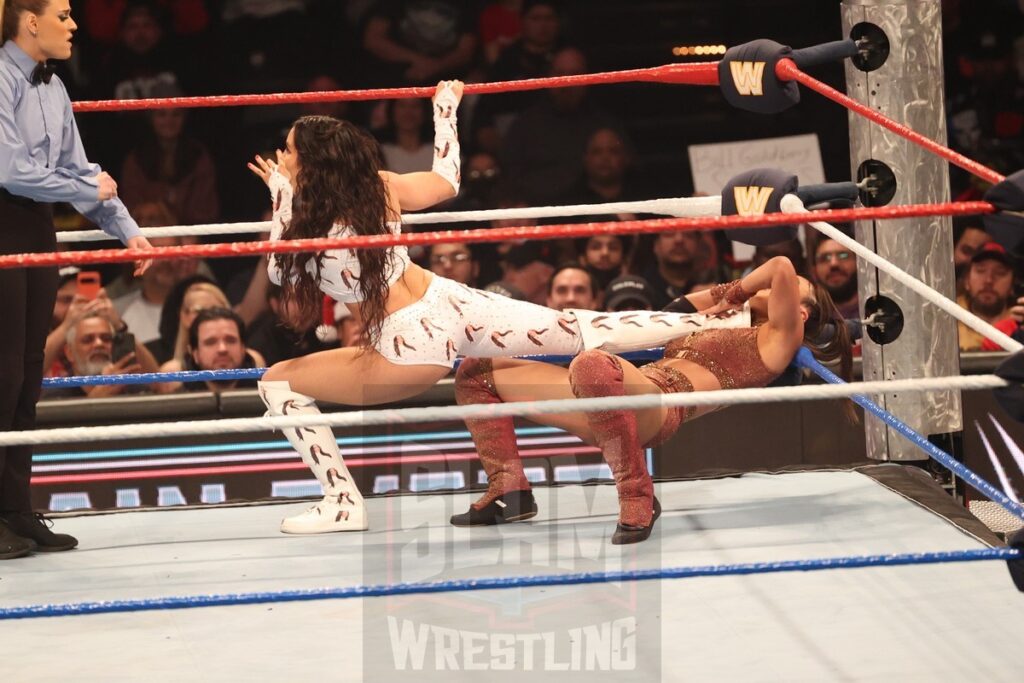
[
  {"xmin": 802, "ymin": 279, "xmax": 858, "ymax": 421},
  {"xmin": 274, "ymin": 115, "xmax": 394, "ymax": 349}
]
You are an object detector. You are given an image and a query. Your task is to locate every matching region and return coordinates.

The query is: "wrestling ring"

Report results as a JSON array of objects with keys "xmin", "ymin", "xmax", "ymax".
[{"xmin": 2, "ymin": 19, "xmax": 1024, "ymax": 683}]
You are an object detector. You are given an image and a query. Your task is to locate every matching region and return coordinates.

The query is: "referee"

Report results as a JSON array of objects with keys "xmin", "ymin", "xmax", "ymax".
[{"xmin": 0, "ymin": 0, "xmax": 153, "ymax": 559}]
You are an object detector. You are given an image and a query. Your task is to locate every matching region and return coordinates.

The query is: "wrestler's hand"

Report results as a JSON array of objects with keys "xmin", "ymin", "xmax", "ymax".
[
  {"xmin": 699, "ymin": 299, "xmax": 741, "ymax": 318},
  {"xmin": 95, "ymin": 172, "xmax": 118, "ymax": 201},
  {"xmin": 432, "ymin": 80, "xmax": 464, "ymax": 106},
  {"xmin": 126, "ymin": 235, "xmax": 154, "ymax": 276},
  {"xmin": 249, "ymin": 152, "xmax": 290, "ymax": 186}
]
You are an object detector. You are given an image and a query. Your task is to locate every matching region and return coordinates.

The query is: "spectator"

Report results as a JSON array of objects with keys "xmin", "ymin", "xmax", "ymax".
[
  {"xmin": 576, "ymin": 234, "xmax": 631, "ymax": 289},
  {"xmin": 149, "ymin": 279, "xmax": 231, "ymax": 365},
  {"xmin": 479, "ymin": 0, "xmax": 523, "ymax": 64},
  {"xmin": 247, "ymin": 286, "xmax": 336, "ymax": 365},
  {"xmin": 218, "ymin": 0, "xmax": 313, "ymax": 84},
  {"xmin": 560, "ymin": 127, "xmax": 643, "ymax": 205},
  {"xmin": 113, "ymin": 237, "xmax": 201, "ymax": 344},
  {"xmin": 448, "ymin": 151, "xmax": 502, "ymax": 211},
  {"xmin": 82, "ymin": 0, "xmax": 209, "ymax": 49},
  {"xmin": 120, "ymin": 82, "xmax": 220, "ymax": 226},
  {"xmin": 485, "ymin": 242, "xmax": 556, "ymax": 304},
  {"xmin": 380, "ymin": 98, "xmax": 433, "ymax": 173},
  {"xmin": 96, "ymin": 1, "xmax": 178, "ymax": 98},
  {"xmin": 475, "ymin": 0, "xmax": 564, "ymax": 147},
  {"xmin": 812, "ymin": 238, "xmax": 860, "ymax": 320},
  {"xmin": 959, "ymin": 242, "xmax": 1019, "ymax": 351},
  {"xmin": 603, "ymin": 274, "xmax": 656, "ymax": 312},
  {"xmin": 45, "ymin": 284, "xmax": 131, "ymax": 379},
  {"xmin": 159, "ymin": 308, "xmax": 265, "ymax": 394},
  {"xmin": 427, "ymin": 243, "xmax": 479, "ymax": 286},
  {"xmin": 362, "ymin": 0, "xmax": 478, "ymax": 85},
  {"xmin": 103, "ymin": 200, "xmax": 211, "ymax": 302},
  {"xmin": 748, "ymin": 238, "xmax": 807, "ymax": 277},
  {"xmin": 638, "ymin": 231, "xmax": 704, "ymax": 309},
  {"xmin": 43, "ymin": 312, "xmax": 160, "ymax": 399},
  {"xmin": 546, "ymin": 263, "xmax": 601, "ymax": 311},
  {"xmin": 500, "ymin": 47, "xmax": 618, "ymax": 203},
  {"xmin": 301, "ymin": 74, "xmax": 353, "ymax": 120},
  {"xmin": 953, "ymin": 216, "xmax": 994, "ymax": 275}
]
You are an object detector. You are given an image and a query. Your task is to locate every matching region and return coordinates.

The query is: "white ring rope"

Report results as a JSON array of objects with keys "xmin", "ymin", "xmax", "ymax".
[
  {"xmin": 56, "ymin": 196, "xmax": 724, "ymax": 243},
  {"xmin": 5, "ymin": 374, "xmax": 1006, "ymax": 447},
  {"xmin": 781, "ymin": 194, "xmax": 1024, "ymax": 353}
]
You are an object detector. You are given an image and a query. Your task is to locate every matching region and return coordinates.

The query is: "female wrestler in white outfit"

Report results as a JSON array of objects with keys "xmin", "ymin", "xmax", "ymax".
[{"xmin": 248, "ymin": 81, "xmax": 749, "ymax": 534}]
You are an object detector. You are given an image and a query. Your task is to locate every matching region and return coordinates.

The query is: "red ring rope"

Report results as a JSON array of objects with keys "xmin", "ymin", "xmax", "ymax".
[
  {"xmin": 71, "ymin": 63, "xmax": 720, "ymax": 113},
  {"xmin": 775, "ymin": 59, "xmax": 1006, "ymax": 186},
  {"xmin": 2, "ymin": 201, "xmax": 995, "ymax": 269}
]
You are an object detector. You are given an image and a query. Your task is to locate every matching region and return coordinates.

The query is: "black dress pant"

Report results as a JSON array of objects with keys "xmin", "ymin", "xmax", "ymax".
[{"xmin": 0, "ymin": 191, "xmax": 57, "ymax": 513}]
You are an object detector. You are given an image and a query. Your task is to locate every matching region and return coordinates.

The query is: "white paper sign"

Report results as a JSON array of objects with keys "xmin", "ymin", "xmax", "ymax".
[{"xmin": 688, "ymin": 134, "xmax": 827, "ymax": 261}]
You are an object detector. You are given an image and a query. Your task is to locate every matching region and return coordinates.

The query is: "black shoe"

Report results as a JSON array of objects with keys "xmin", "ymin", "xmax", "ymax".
[
  {"xmin": 450, "ymin": 490, "xmax": 538, "ymax": 527},
  {"xmin": 0, "ymin": 521, "xmax": 36, "ymax": 560},
  {"xmin": 611, "ymin": 497, "xmax": 661, "ymax": 546},
  {"xmin": 0, "ymin": 512, "xmax": 77, "ymax": 552}
]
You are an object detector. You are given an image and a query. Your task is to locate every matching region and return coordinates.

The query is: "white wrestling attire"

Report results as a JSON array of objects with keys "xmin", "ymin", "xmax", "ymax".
[{"xmin": 259, "ymin": 82, "xmax": 750, "ymax": 534}]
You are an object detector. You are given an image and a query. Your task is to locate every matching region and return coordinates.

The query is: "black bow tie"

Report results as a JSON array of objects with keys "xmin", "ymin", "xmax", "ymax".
[{"xmin": 31, "ymin": 62, "xmax": 55, "ymax": 85}]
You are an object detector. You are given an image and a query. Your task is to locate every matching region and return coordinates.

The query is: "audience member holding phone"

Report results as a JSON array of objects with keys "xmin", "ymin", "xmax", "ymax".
[
  {"xmin": 43, "ymin": 271, "xmax": 151, "ymax": 383},
  {"xmin": 42, "ymin": 310, "xmax": 160, "ymax": 399}
]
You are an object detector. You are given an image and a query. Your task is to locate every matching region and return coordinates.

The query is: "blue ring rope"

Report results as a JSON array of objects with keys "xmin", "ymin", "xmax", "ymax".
[
  {"xmin": 796, "ymin": 347, "xmax": 1024, "ymax": 521},
  {"xmin": 0, "ymin": 547, "xmax": 1016, "ymax": 620},
  {"xmin": 40, "ymin": 349, "xmax": 667, "ymax": 388}
]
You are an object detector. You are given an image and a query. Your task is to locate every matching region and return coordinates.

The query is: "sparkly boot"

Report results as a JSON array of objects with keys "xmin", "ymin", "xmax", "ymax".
[
  {"xmin": 259, "ymin": 380, "xmax": 367, "ymax": 533},
  {"xmin": 450, "ymin": 358, "xmax": 537, "ymax": 526},
  {"xmin": 568, "ymin": 350, "xmax": 660, "ymax": 545}
]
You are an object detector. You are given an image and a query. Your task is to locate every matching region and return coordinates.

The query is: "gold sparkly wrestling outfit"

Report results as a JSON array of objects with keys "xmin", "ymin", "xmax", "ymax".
[{"xmin": 638, "ymin": 327, "xmax": 781, "ymax": 446}]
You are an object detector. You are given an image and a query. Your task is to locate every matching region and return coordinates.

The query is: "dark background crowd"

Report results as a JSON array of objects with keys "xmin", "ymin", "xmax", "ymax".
[{"xmin": 43, "ymin": 0, "xmax": 1024, "ymax": 396}]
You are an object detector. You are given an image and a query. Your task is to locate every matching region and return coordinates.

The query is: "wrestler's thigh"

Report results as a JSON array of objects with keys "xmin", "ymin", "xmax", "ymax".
[
  {"xmin": 264, "ymin": 346, "xmax": 450, "ymax": 406},
  {"xmin": 487, "ymin": 358, "xmax": 666, "ymax": 446},
  {"xmin": 488, "ymin": 358, "xmax": 596, "ymax": 443}
]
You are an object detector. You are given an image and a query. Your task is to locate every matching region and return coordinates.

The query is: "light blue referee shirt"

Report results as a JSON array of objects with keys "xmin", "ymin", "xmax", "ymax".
[{"xmin": 0, "ymin": 41, "xmax": 140, "ymax": 243}]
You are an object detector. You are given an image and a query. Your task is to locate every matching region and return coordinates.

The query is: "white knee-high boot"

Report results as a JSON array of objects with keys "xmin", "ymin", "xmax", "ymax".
[{"xmin": 259, "ymin": 380, "xmax": 367, "ymax": 533}]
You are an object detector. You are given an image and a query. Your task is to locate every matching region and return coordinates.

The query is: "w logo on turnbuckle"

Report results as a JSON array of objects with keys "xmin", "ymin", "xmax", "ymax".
[
  {"xmin": 729, "ymin": 61, "xmax": 766, "ymax": 96},
  {"xmin": 732, "ymin": 186, "xmax": 774, "ymax": 216}
]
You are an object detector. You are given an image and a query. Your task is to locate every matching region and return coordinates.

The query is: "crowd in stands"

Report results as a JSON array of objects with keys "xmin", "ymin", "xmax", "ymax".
[{"xmin": 41, "ymin": 0, "xmax": 1024, "ymax": 397}]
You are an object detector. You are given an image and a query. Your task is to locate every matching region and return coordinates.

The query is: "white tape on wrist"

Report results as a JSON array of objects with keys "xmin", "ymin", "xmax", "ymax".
[{"xmin": 432, "ymin": 85, "xmax": 462, "ymax": 193}]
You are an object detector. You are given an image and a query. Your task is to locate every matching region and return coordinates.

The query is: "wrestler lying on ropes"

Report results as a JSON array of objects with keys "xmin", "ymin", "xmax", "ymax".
[
  {"xmin": 245, "ymin": 80, "xmax": 759, "ymax": 535},
  {"xmin": 451, "ymin": 256, "xmax": 854, "ymax": 544}
]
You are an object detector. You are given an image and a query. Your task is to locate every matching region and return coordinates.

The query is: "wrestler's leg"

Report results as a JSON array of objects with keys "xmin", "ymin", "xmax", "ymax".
[
  {"xmin": 485, "ymin": 357, "xmax": 667, "ymax": 446},
  {"xmin": 449, "ymin": 358, "xmax": 537, "ymax": 526},
  {"xmin": 260, "ymin": 347, "xmax": 450, "ymax": 534},
  {"xmin": 568, "ymin": 350, "xmax": 661, "ymax": 545}
]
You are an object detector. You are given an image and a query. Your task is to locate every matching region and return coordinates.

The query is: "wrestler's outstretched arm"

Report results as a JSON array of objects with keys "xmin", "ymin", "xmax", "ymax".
[{"xmin": 380, "ymin": 80, "xmax": 465, "ymax": 211}]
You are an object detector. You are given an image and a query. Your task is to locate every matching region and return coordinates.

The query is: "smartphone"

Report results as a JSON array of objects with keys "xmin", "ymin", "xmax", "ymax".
[
  {"xmin": 111, "ymin": 332, "xmax": 135, "ymax": 363},
  {"xmin": 77, "ymin": 271, "xmax": 101, "ymax": 300}
]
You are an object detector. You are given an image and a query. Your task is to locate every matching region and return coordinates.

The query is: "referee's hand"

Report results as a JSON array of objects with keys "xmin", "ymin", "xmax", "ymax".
[{"xmin": 95, "ymin": 172, "xmax": 118, "ymax": 200}]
